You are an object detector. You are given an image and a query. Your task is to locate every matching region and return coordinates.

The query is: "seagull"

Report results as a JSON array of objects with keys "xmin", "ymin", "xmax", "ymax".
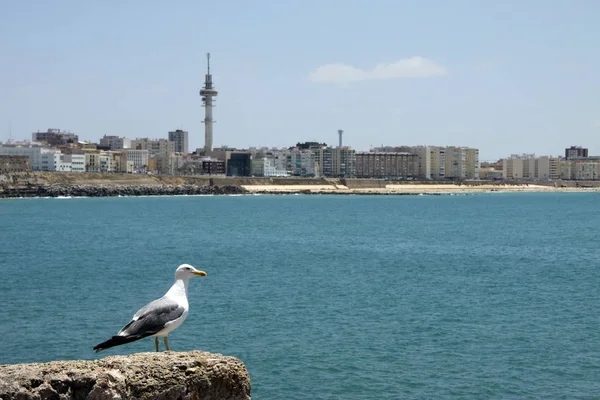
[{"xmin": 93, "ymin": 264, "xmax": 207, "ymax": 353}]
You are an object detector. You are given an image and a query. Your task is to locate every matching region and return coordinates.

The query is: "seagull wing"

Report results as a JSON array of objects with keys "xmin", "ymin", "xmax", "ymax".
[
  {"xmin": 119, "ymin": 296, "xmax": 185, "ymax": 337},
  {"xmin": 93, "ymin": 296, "xmax": 185, "ymax": 352}
]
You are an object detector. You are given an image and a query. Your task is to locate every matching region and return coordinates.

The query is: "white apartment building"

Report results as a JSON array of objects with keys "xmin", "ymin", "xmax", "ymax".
[
  {"xmin": 99, "ymin": 135, "xmax": 131, "ymax": 150},
  {"xmin": 0, "ymin": 144, "xmax": 61, "ymax": 171},
  {"xmin": 536, "ymin": 156, "xmax": 560, "ymax": 180},
  {"xmin": 56, "ymin": 154, "xmax": 86, "ymax": 172},
  {"xmin": 251, "ymin": 150, "xmax": 289, "ymax": 177},
  {"xmin": 252, "ymin": 157, "xmax": 289, "ymax": 177},
  {"xmin": 412, "ymin": 146, "xmax": 432, "ymax": 179},
  {"xmin": 122, "ymin": 149, "xmax": 149, "ymax": 170},
  {"xmin": 503, "ymin": 154, "xmax": 560, "ymax": 180},
  {"xmin": 503, "ymin": 156, "xmax": 525, "ymax": 180}
]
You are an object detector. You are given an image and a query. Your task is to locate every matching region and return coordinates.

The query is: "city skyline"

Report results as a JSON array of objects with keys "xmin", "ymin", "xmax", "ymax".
[
  {"xmin": 1, "ymin": 1, "xmax": 599, "ymax": 161},
  {"xmin": 2, "ymin": 128, "xmax": 590, "ymax": 163}
]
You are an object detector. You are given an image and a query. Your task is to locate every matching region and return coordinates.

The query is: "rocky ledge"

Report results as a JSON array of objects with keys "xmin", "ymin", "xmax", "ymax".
[
  {"xmin": 0, "ymin": 351, "xmax": 251, "ymax": 400},
  {"xmin": 0, "ymin": 184, "xmax": 247, "ymax": 198}
]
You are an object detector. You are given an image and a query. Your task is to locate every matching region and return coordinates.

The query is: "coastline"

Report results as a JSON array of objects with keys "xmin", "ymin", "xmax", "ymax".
[
  {"xmin": 1, "ymin": 172, "xmax": 599, "ymax": 198},
  {"xmin": 241, "ymin": 183, "xmax": 600, "ymax": 195}
]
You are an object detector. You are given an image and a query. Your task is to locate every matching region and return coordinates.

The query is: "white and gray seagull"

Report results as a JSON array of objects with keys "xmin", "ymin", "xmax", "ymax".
[{"xmin": 93, "ymin": 264, "xmax": 207, "ymax": 353}]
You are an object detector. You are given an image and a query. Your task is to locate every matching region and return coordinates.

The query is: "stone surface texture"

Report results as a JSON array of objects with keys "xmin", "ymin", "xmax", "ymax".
[{"xmin": 0, "ymin": 351, "xmax": 251, "ymax": 400}]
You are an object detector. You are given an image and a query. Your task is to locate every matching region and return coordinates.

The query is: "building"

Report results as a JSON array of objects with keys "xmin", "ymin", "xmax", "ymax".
[
  {"xmin": 442, "ymin": 147, "xmax": 467, "ymax": 180},
  {"xmin": 0, "ymin": 155, "xmax": 31, "ymax": 173},
  {"xmin": 122, "ymin": 149, "xmax": 149, "ymax": 171},
  {"xmin": 410, "ymin": 146, "xmax": 432, "ymax": 179},
  {"xmin": 502, "ymin": 154, "xmax": 559, "ymax": 180},
  {"xmin": 371, "ymin": 145, "xmax": 479, "ymax": 180},
  {"xmin": 252, "ymin": 156, "xmax": 289, "ymax": 177},
  {"xmin": 355, "ymin": 152, "xmax": 418, "ymax": 179},
  {"xmin": 227, "ymin": 153, "xmax": 252, "ymax": 176},
  {"xmin": 479, "ymin": 167, "xmax": 503, "ymax": 180},
  {"xmin": 288, "ymin": 149, "xmax": 317, "ymax": 177},
  {"xmin": 148, "ymin": 153, "xmax": 188, "ymax": 175},
  {"xmin": 536, "ymin": 156, "xmax": 560, "ymax": 180},
  {"xmin": 56, "ymin": 154, "xmax": 86, "ymax": 172},
  {"xmin": 99, "ymin": 135, "xmax": 131, "ymax": 150},
  {"xmin": 251, "ymin": 149, "xmax": 289, "ymax": 177},
  {"xmin": 177, "ymin": 157, "xmax": 225, "ymax": 175},
  {"xmin": 560, "ymin": 157, "xmax": 600, "ymax": 180},
  {"xmin": 32, "ymin": 129, "xmax": 79, "ymax": 146},
  {"xmin": 131, "ymin": 138, "xmax": 174, "ymax": 157},
  {"xmin": 503, "ymin": 156, "xmax": 524, "ymax": 180},
  {"xmin": 85, "ymin": 152, "xmax": 102, "ymax": 172},
  {"xmin": 202, "ymin": 159, "xmax": 225, "ymax": 175},
  {"xmin": 0, "ymin": 144, "xmax": 60, "ymax": 171},
  {"xmin": 168, "ymin": 130, "xmax": 189, "ymax": 154},
  {"xmin": 315, "ymin": 147, "xmax": 356, "ymax": 178},
  {"xmin": 464, "ymin": 148, "xmax": 480, "ymax": 179},
  {"xmin": 565, "ymin": 146, "xmax": 588, "ymax": 160}
]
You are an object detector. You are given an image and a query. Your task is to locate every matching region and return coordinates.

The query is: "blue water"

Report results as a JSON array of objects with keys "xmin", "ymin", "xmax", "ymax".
[{"xmin": 1, "ymin": 193, "xmax": 600, "ymax": 399}]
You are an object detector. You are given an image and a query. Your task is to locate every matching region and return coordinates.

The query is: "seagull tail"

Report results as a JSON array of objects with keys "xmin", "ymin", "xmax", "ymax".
[{"xmin": 93, "ymin": 335, "xmax": 144, "ymax": 352}]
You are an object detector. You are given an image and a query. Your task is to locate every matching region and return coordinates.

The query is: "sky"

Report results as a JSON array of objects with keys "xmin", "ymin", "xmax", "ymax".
[{"xmin": 1, "ymin": 0, "xmax": 599, "ymax": 161}]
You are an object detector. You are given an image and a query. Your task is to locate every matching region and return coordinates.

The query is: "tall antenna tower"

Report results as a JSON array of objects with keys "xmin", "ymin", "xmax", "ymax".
[
  {"xmin": 338, "ymin": 129, "xmax": 343, "ymax": 148},
  {"xmin": 199, "ymin": 53, "xmax": 218, "ymax": 153}
]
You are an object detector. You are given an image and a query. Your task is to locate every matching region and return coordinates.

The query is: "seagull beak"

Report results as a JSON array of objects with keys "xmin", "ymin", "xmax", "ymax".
[{"xmin": 193, "ymin": 270, "xmax": 207, "ymax": 277}]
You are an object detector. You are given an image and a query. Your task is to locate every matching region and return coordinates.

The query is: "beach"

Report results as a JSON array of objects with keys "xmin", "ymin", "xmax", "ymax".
[{"xmin": 240, "ymin": 183, "xmax": 598, "ymax": 195}]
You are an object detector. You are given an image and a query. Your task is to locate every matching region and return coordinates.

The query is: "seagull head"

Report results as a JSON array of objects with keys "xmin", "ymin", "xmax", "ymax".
[{"xmin": 175, "ymin": 264, "xmax": 207, "ymax": 280}]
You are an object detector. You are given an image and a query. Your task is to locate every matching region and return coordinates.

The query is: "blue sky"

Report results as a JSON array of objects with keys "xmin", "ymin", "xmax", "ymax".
[{"xmin": 1, "ymin": 0, "xmax": 599, "ymax": 161}]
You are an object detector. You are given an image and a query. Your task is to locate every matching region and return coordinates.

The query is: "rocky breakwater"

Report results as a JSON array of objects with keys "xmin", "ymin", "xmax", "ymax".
[
  {"xmin": 0, "ymin": 351, "xmax": 251, "ymax": 400},
  {"xmin": 0, "ymin": 184, "xmax": 247, "ymax": 198}
]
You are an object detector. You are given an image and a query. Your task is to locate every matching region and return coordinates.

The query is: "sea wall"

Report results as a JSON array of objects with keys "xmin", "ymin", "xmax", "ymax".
[
  {"xmin": 0, "ymin": 184, "xmax": 246, "ymax": 198},
  {"xmin": 340, "ymin": 178, "xmax": 387, "ymax": 189},
  {"xmin": 0, "ymin": 172, "xmax": 337, "ymax": 189},
  {"xmin": 0, "ymin": 351, "xmax": 251, "ymax": 400}
]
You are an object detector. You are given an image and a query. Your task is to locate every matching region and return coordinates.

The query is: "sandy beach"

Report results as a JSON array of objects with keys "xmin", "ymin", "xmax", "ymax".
[{"xmin": 241, "ymin": 183, "xmax": 599, "ymax": 195}]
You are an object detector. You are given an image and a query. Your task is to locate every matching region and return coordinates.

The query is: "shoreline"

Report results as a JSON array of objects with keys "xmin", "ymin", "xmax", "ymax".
[
  {"xmin": 1, "ymin": 182, "xmax": 598, "ymax": 199},
  {"xmin": 2, "ymin": 172, "xmax": 599, "ymax": 198},
  {"xmin": 240, "ymin": 183, "xmax": 600, "ymax": 195}
]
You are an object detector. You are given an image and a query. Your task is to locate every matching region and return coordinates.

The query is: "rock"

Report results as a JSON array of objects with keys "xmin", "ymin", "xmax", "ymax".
[
  {"xmin": 0, "ymin": 184, "xmax": 248, "ymax": 198},
  {"xmin": 0, "ymin": 351, "xmax": 251, "ymax": 400}
]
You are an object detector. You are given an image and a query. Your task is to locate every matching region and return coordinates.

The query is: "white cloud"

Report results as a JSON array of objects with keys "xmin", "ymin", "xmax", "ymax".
[{"xmin": 309, "ymin": 56, "xmax": 448, "ymax": 85}]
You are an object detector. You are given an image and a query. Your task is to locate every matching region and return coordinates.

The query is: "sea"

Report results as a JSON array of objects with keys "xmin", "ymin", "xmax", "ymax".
[{"xmin": 1, "ymin": 192, "xmax": 599, "ymax": 399}]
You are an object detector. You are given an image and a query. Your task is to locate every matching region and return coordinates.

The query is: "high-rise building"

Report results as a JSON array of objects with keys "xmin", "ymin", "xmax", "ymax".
[
  {"xmin": 502, "ymin": 154, "xmax": 559, "ymax": 180},
  {"xmin": 168, "ymin": 129, "xmax": 189, "ymax": 154},
  {"xmin": 565, "ymin": 146, "xmax": 588, "ymax": 159},
  {"xmin": 314, "ymin": 147, "xmax": 356, "ymax": 178}
]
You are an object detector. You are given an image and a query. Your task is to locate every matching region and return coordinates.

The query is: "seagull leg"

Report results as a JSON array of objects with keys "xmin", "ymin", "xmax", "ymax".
[
  {"xmin": 164, "ymin": 336, "xmax": 170, "ymax": 351},
  {"xmin": 155, "ymin": 337, "xmax": 159, "ymax": 352}
]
